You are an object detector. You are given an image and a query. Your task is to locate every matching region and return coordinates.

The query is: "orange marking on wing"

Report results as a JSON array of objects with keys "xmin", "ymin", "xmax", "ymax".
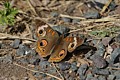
[
  {"xmin": 52, "ymin": 31, "xmax": 55, "ymax": 36},
  {"xmin": 48, "ymin": 29, "xmax": 52, "ymax": 32},
  {"xmin": 69, "ymin": 37, "xmax": 72, "ymax": 41},
  {"xmin": 66, "ymin": 37, "xmax": 69, "ymax": 41}
]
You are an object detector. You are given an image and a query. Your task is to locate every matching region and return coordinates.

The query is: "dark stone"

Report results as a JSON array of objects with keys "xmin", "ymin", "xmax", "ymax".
[
  {"xmin": 52, "ymin": 25, "xmax": 70, "ymax": 35},
  {"xmin": 34, "ymin": 73, "xmax": 42, "ymax": 77},
  {"xmin": 77, "ymin": 64, "xmax": 88, "ymax": 80},
  {"xmin": 85, "ymin": 50, "xmax": 94, "ymax": 59},
  {"xmin": 94, "ymin": 42, "xmax": 106, "ymax": 56},
  {"xmin": 16, "ymin": 48, "xmax": 24, "ymax": 56},
  {"xmin": 86, "ymin": 73, "xmax": 94, "ymax": 80},
  {"xmin": 10, "ymin": 39, "xmax": 21, "ymax": 49},
  {"xmin": 92, "ymin": 39, "xmax": 99, "ymax": 45},
  {"xmin": 33, "ymin": 58, "xmax": 40, "ymax": 65},
  {"xmin": 92, "ymin": 68, "xmax": 110, "ymax": 75},
  {"xmin": 84, "ymin": 11, "xmax": 100, "ymax": 19},
  {"xmin": 113, "ymin": 70, "xmax": 120, "ymax": 79},
  {"xmin": 98, "ymin": 76, "xmax": 106, "ymax": 80},
  {"xmin": 72, "ymin": 19, "xmax": 80, "ymax": 24},
  {"xmin": 50, "ymin": 77, "xmax": 56, "ymax": 80},
  {"xmin": 97, "ymin": 42, "xmax": 105, "ymax": 49},
  {"xmin": 68, "ymin": 77, "xmax": 74, "ymax": 80},
  {"xmin": 59, "ymin": 62, "xmax": 71, "ymax": 71},
  {"xmin": 39, "ymin": 60, "xmax": 50, "ymax": 69},
  {"xmin": 110, "ymin": 48, "xmax": 120, "ymax": 63},
  {"xmin": 19, "ymin": 58, "xmax": 29, "ymax": 64},
  {"xmin": 0, "ymin": 54, "xmax": 13, "ymax": 63},
  {"xmin": 16, "ymin": 44, "xmax": 32, "ymax": 56},
  {"xmin": 113, "ymin": 63, "xmax": 120, "ymax": 67},
  {"xmin": 107, "ymin": 75, "xmax": 115, "ymax": 80},
  {"xmin": 62, "ymin": 17, "xmax": 72, "ymax": 23},
  {"xmin": 49, "ymin": 68, "xmax": 56, "ymax": 73},
  {"xmin": 92, "ymin": 55, "xmax": 107, "ymax": 68},
  {"xmin": 50, "ymin": 12, "xmax": 59, "ymax": 17},
  {"xmin": 95, "ymin": 48, "xmax": 105, "ymax": 57},
  {"xmin": 70, "ymin": 61, "xmax": 78, "ymax": 72},
  {"xmin": 94, "ymin": 0, "xmax": 108, "ymax": 9},
  {"xmin": 29, "ymin": 57, "xmax": 40, "ymax": 65},
  {"xmin": 102, "ymin": 37, "xmax": 112, "ymax": 46},
  {"xmin": 108, "ymin": 1, "xmax": 117, "ymax": 11},
  {"xmin": 115, "ymin": 34, "xmax": 120, "ymax": 43}
]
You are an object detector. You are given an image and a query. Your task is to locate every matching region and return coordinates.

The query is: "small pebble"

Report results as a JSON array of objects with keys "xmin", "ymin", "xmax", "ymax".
[
  {"xmin": 19, "ymin": 58, "xmax": 29, "ymax": 64},
  {"xmin": 102, "ymin": 37, "xmax": 112, "ymax": 46},
  {"xmin": 115, "ymin": 34, "xmax": 120, "ymax": 43},
  {"xmin": 77, "ymin": 64, "xmax": 88, "ymax": 80},
  {"xmin": 86, "ymin": 73, "xmax": 94, "ymax": 80},
  {"xmin": 92, "ymin": 55, "xmax": 107, "ymax": 68},
  {"xmin": 84, "ymin": 11, "xmax": 100, "ymax": 19},
  {"xmin": 70, "ymin": 61, "xmax": 78, "ymax": 72},
  {"xmin": 62, "ymin": 17, "xmax": 72, "ymax": 23},
  {"xmin": 39, "ymin": 60, "xmax": 50, "ymax": 69},
  {"xmin": 113, "ymin": 70, "xmax": 120, "ymax": 79},
  {"xmin": 49, "ymin": 68, "xmax": 56, "ymax": 73},
  {"xmin": 108, "ymin": 1, "xmax": 116, "ymax": 11},
  {"xmin": 33, "ymin": 73, "xmax": 42, "ymax": 77},
  {"xmin": 92, "ymin": 68, "xmax": 110, "ymax": 75},
  {"xmin": 110, "ymin": 48, "xmax": 120, "ymax": 63},
  {"xmin": 92, "ymin": 39, "xmax": 99, "ymax": 45},
  {"xmin": 0, "ymin": 54, "xmax": 13, "ymax": 63},
  {"xmin": 29, "ymin": 57, "xmax": 40, "ymax": 65},
  {"xmin": 52, "ymin": 25, "xmax": 70, "ymax": 35},
  {"xmin": 85, "ymin": 50, "xmax": 94, "ymax": 59},
  {"xmin": 95, "ymin": 42, "xmax": 106, "ymax": 56},
  {"xmin": 50, "ymin": 77, "xmax": 56, "ymax": 80},
  {"xmin": 59, "ymin": 62, "xmax": 71, "ymax": 71},
  {"xmin": 16, "ymin": 44, "xmax": 32, "ymax": 56},
  {"xmin": 50, "ymin": 12, "xmax": 59, "ymax": 17},
  {"xmin": 10, "ymin": 39, "xmax": 21, "ymax": 49},
  {"xmin": 98, "ymin": 76, "xmax": 106, "ymax": 80},
  {"xmin": 107, "ymin": 75, "xmax": 115, "ymax": 80},
  {"xmin": 95, "ymin": 48, "xmax": 105, "ymax": 57},
  {"xmin": 72, "ymin": 19, "xmax": 80, "ymax": 24},
  {"xmin": 97, "ymin": 42, "xmax": 106, "ymax": 49}
]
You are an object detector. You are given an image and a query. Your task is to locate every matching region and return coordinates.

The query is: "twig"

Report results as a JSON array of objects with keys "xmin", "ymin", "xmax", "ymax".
[
  {"xmin": 24, "ymin": 22, "xmax": 33, "ymax": 38},
  {"xmin": 100, "ymin": 0, "xmax": 113, "ymax": 15},
  {"xmin": 13, "ymin": 62, "xmax": 63, "ymax": 80},
  {"xmin": 27, "ymin": 0, "xmax": 38, "ymax": 16},
  {"xmin": 0, "ymin": 33, "xmax": 36, "ymax": 42},
  {"xmin": 80, "ymin": 16, "xmax": 116, "ymax": 23},
  {"xmin": 108, "ymin": 67, "xmax": 120, "ymax": 70},
  {"xmin": 60, "ymin": 14, "xmax": 86, "ymax": 20},
  {"xmin": 52, "ymin": 63, "xmax": 65, "ymax": 80}
]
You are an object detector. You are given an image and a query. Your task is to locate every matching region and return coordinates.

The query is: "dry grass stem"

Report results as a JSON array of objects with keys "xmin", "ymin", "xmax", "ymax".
[
  {"xmin": 0, "ymin": 33, "xmax": 36, "ymax": 42},
  {"xmin": 60, "ymin": 14, "xmax": 86, "ymax": 20},
  {"xmin": 52, "ymin": 63, "xmax": 65, "ymax": 80}
]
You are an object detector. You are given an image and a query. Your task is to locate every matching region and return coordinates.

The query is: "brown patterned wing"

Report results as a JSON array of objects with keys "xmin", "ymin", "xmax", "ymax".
[
  {"xmin": 35, "ymin": 20, "xmax": 59, "ymax": 57},
  {"xmin": 48, "ymin": 34, "xmax": 84, "ymax": 62}
]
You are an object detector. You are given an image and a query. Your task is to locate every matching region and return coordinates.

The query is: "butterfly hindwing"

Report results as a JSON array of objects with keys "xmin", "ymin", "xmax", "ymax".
[{"xmin": 48, "ymin": 34, "xmax": 84, "ymax": 62}]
